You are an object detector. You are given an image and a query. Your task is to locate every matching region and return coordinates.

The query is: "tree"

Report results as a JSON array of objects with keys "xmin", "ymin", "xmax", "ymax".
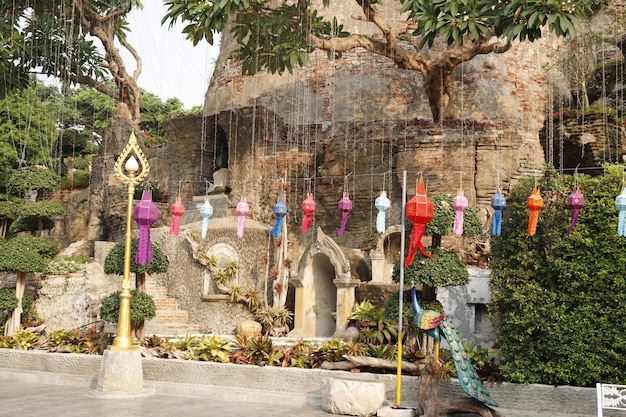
[
  {"xmin": 4, "ymin": 1, "xmax": 145, "ymax": 121},
  {"xmin": 163, "ymin": 0, "xmax": 596, "ymax": 123},
  {"xmin": 0, "ymin": 236, "xmax": 57, "ymax": 336},
  {"xmin": 489, "ymin": 166, "xmax": 626, "ymax": 386},
  {"xmin": 103, "ymin": 237, "xmax": 169, "ymax": 339}
]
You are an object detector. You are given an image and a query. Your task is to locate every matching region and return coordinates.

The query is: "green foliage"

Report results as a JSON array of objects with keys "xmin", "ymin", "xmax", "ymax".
[
  {"xmin": 46, "ymin": 328, "xmax": 112, "ymax": 354},
  {"xmin": 99, "ymin": 290, "xmax": 157, "ymax": 324},
  {"xmin": 392, "ymin": 247, "xmax": 469, "ymax": 288},
  {"xmin": 349, "ymin": 300, "xmax": 397, "ymax": 345},
  {"xmin": 186, "ymin": 336, "xmax": 232, "ymax": 362},
  {"xmin": 253, "ymin": 305, "xmax": 293, "ymax": 336},
  {"xmin": 489, "ymin": 166, "xmax": 626, "ymax": 386},
  {"xmin": 60, "ymin": 170, "xmax": 91, "ymax": 189},
  {"xmin": 134, "ymin": 182, "xmax": 166, "ymax": 202},
  {"xmin": 103, "ymin": 237, "xmax": 169, "ymax": 275},
  {"xmin": 11, "ymin": 329, "xmax": 42, "ymax": 350},
  {"xmin": 44, "ymin": 258, "xmax": 86, "ymax": 275},
  {"xmin": 0, "ymin": 288, "xmax": 32, "ymax": 323},
  {"xmin": 8, "ymin": 200, "xmax": 65, "ymax": 235},
  {"xmin": 7, "ymin": 166, "xmax": 61, "ymax": 197},
  {"xmin": 0, "ymin": 236, "xmax": 58, "ymax": 272}
]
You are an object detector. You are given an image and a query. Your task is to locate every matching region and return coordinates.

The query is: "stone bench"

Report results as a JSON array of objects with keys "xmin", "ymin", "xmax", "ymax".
[{"xmin": 321, "ymin": 375, "xmax": 386, "ymax": 417}]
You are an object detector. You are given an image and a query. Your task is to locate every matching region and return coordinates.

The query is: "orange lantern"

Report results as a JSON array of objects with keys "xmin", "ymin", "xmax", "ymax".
[
  {"xmin": 527, "ymin": 187, "xmax": 543, "ymax": 236},
  {"xmin": 405, "ymin": 178, "xmax": 434, "ymax": 266}
]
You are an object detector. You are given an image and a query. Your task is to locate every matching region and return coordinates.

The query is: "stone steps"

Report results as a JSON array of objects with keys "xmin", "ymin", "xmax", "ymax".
[{"xmin": 144, "ymin": 276, "xmax": 200, "ymax": 336}]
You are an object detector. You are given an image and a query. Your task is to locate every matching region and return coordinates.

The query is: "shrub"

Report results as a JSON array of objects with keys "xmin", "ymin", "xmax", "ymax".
[
  {"xmin": 45, "ymin": 258, "xmax": 86, "ymax": 275},
  {"xmin": 99, "ymin": 290, "xmax": 156, "ymax": 324},
  {"xmin": 489, "ymin": 165, "xmax": 626, "ymax": 386},
  {"xmin": 0, "ymin": 288, "xmax": 33, "ymax": 326}
]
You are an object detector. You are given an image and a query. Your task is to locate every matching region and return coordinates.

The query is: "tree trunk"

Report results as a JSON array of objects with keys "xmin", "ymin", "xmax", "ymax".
[
  {"xmin": 417, "ymin": 356, "xmax": 502, "ymax": 417},
  {"xmin": 4, "ymin": 271, "xmax": 27, "ymax": 336},
  {"xmin": 422, "ymin": 66, "xmax": 453, "ymax": 125}
]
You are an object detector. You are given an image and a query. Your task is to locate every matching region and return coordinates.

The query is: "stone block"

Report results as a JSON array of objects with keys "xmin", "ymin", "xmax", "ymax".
[{"xmin": 321, "ymin": 375, "xmax": 385, "ymax": 417}]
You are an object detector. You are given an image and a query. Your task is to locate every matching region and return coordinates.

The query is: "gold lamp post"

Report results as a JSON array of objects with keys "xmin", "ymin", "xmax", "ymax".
[{"xmin": 112, "ymin": 131, "xmax": 150, "ymax": 350}]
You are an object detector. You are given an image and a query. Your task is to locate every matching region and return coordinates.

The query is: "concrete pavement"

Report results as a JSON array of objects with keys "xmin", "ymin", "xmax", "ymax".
[{"xmin": 0, "ymin": 374, "xmax": 597, "ymax": 417}]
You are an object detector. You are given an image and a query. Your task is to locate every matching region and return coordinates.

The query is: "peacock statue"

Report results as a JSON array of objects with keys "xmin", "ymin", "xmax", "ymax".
[{"xmin": 411, "ymin": 287, "xmax": 498, "ymax": 408}]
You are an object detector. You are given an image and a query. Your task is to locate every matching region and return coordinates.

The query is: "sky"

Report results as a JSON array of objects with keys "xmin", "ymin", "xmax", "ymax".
[{"xmin": 122, "ymin": 2, "xmax": 221, "ymax": 109}]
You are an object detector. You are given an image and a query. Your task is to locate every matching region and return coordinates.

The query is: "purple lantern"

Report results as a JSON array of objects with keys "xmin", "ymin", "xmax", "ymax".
[
  {"xmin": 337, "ymin": 192, "xmax": 353, "ymax": 236},
  {"xmin": 566, "ymin": 187, "xmax": 584, "ymax": 235},
  {"xmin": 133, "ymin": 190, "xmax": 159, "ymax": 264}
]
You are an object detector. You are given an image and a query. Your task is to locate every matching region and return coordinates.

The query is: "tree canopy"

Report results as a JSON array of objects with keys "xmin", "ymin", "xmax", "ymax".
[
  {"xmin": 163, "ymin": 0, "xmax": 598, "ymax": 122},
  {"xmin": 2, "ymin": 1, "xmax": 144, "ymax": 120}
]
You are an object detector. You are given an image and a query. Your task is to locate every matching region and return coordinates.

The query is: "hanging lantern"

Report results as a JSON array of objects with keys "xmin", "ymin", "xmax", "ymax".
[
  {"xmin": 270, "ymin": 196, "xmax": 288, "ymax": 238},
  {"xmin": 374, "ymin": 190, "xmax": 391, "ymax": 234},
  {"xmin": 337, "ymin": 192, "xmax": 353, "ymax": 236},
  {"xmin": 405, "ymin": 178, "xmax": 434, "ymax": 266},
  {"xmin": 199, "ymin": 199, "xmax": 213, "ymax": 239},
  {"xmin": 566, "ymin": 187, "xmax": 584, "ymax": 235},
  {"xmin": 490, "ymin": 188, "xmax": 506, "ymax": 236},
  {"xmin": 236, "ymin": 197, "xmax": 250, "ymax": 238},
  {"xmin": 133, "ymin": 190, "xmax": 159, "ymax": 264},
  {"xmin": 168, "ymin": 197, "xmax": 185, "ymax": 237},
  {"xmin": 301, "ymin": 193, "xmax": 316, "ymax": 234},
  {"xmin": 615, "ymin": 188, "xmax": 626, "ymax": 236},
  {"xmin": 452, "ymin": 189, "xmax": 468, "ymax": 236},
  {"xmin": 527, "ymin": 187, "xmax": 544, "ymax": 236}
]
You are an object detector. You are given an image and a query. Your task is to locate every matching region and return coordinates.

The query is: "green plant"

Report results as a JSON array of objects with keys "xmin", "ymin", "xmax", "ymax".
[
  {"xmin": 45, "ymin": 258, "xmax": 86, "ymax": 275},
  {"xmin": 366, "ymin": 343, "xmax": 396, "ymax": 360},
  {"xmin": 11, "ymin": 329, "xmax": 42, "ymax": 350},
  {"xmin": 392, "ymin": 247, "xmax": 469, "ymax": 288},
  {"xmin": 0, "ymin": 288, "xmax": 32, "ymax": 325},
  {"xmin": 349, "ymin": 300, "xmax": 397, "ymax": 345},
  {"xmin": 6, "ymin": 166, "xmax": 61, "ymax": 197},
  {"xmin": 253, "ymin": 306, "xmax": 293, "ymax": 336},
  {"xmin": 186, "ymin": 336, "xmax": 231, "ymax": 362},
  {"xmin": 103, "ymin": 238, "xmax": 169, "ymax": 276},
  {"xmin": 489, "ymin": 165, "xmax": 626, "ymax": 386},
  {"xmin": 314, "ymin": 339, "xmax": 347, "ymax": 364},
  {"xmin": 99, "ymin": 290, "xmax": 156, "ymax": 324}
]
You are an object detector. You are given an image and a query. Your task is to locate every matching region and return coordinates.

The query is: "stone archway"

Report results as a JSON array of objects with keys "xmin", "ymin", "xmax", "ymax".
[
  {"xmin": 370, "ymin": 225, "xmax": 402, "ymax": 283},
  {"xmin": 289, "ymin": 227, "xmax": 360, "ymax": 338}
]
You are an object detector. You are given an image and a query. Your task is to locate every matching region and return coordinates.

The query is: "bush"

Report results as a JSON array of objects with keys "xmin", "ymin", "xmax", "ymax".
[
  {"xmin": 45, "ymin": 258, "xmax": 86, "ymax": 275},
  {"xmin": 100, "ymin": 290, "xmax": 156, "ymax": 324},
  {"xmin": 489, "ymin": 166, "xmax": 626, "ymax": 386},
  {"xmin": 0, "ymin": 288, "xmax": 33, "ymax": 326}
]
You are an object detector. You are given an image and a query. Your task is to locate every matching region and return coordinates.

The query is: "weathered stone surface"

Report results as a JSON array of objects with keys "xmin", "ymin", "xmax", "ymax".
[
  {"xmin": 235, "ymin": 320, "xmax": 262, "ymax": 337},
  {"xmin": 321, "ymin": 375, "xmax": 386, "ymax": 417},
  {"xmin": 35, "ymin": 274, "xmax": 88, "ymax": 332}
]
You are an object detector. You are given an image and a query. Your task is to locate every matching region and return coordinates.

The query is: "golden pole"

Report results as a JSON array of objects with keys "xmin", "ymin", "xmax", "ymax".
[{"xmin": 111, "ymin": 132, "xmax": 149, "ymax": 351}]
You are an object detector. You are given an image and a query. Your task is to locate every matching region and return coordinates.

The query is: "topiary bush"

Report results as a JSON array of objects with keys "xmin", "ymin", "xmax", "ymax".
[
  {"xmin": 489, "ymin": 165, "xmax": 626, "ymax": 386},
  {"xmin": 6, "ymin": 165, "xmax": 61, "ymax": 197},
  {"xmin": 99, "ymin": 290, "xmax": 156, "ymax": 325},
  {"xmin": 103, "ymin": 237, "xmax": 168, "ymax": 275},
  {"xmin": 391, "ymin": 246, "xmax": 469, "ymax": 288},
  {"xmin": 0, "ymin": 288, "xmax": 32, "ymax": 326}
]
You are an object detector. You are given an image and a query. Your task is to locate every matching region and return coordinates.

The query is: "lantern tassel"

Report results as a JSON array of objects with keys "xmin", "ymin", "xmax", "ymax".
[
  {"xmin": 376, "ymin": 211, "xmax": 386, "ymax": 234},
  {"xmin": 136, "ymin": 225, "xmax": 152, "ymax": 264},
  {"xmin": 169, "ymin": 216, "xmax": 181, "ymax": 236},
  {"xmin": 338, "ymin": 213, "xmax": 349, "ymax": 236},
  {"xmin": 201, "ymin": 218, "xmax": 209, "ymax": 239},
  {"xmin": 270, "ymin": 217, "xmax": 284, "ymax": 238},
  {"xmin": 405, "ymin": 224, "xmax": 433, "ymax": 267},
  {"xmin": 302, "ymin": 214, "xmax": 313, "ymax": 234},
  {"xmin": 453, "ymin": 211, "xmax": 464, "ymax": 236},
  {"xmin": 567, "ymin": 210, "xmax": 580, "ymax": 235},
  {"xmin": 619, "ymin": 210, "xmax": 626, "ymax": 237},
  {"xmin": 237, "ymin": 215, "xmax": 246, "ymax": 238},
  {"xmin": 492, "ymin": 210, "xmax": 502, "ymax": 236},
  {"xmin": 527, "ymin": 210, "xmax": 539, "ymax": 236}
]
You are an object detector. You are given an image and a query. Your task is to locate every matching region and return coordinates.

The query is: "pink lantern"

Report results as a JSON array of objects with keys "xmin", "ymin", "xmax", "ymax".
[
  {"xmin": 337, "ymin": 192, "xmax": 353, "ymax": 236},
  {"xmin": 236, "ymin": 197, "xmax": 250, "ymax": 238},
  {"xmin": 452, "ymin": 189, "xmax": 468, "ymax": 236},
  {"xmin": 168, "ymin": 197, "xmax": 185, "ymax": 237},
  {"xmin": 301, "ymin": 193, "xmax": 316, "ymax": 234},
  {"xmin": 566, "ymin": 187, "xmax": 584, "ymax": 235},
  {"xmin": 133, "ymin": 190, "xmax": 159, "ymax": 264}
]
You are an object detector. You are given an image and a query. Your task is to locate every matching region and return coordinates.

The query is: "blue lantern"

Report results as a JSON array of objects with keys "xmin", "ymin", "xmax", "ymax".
[{"xmin": 270, "ymin": 197, "xmax": 288, "ymax": 238}]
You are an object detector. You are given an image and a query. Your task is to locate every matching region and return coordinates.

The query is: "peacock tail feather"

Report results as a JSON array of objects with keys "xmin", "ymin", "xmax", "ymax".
[{"xmin": 440, "ymin": 316, "xmax": 498, "ymax": 408}]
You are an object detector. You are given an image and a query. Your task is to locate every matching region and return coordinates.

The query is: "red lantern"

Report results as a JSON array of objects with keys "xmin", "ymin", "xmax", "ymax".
[
  {"xmin": 337, "ymin": 192, "xmax": 353, "ymax": 236},
  {"xmin": 168, "ymin": 197, "xmax": 185, "ymax": 237},
  {"xmin": 405, "ymin": 179, "xmax": 434, "ymax": 266},
  {"xmin": 567, "ymin": 187, "xmax": 584, "ymax": 235},
  {"xmin": 527, "ymin": 187, "xmax": 543, "ymax": 236},
  {"xmin": 301, "ymin": 193, "xmax": 316, "ymax": 234},
  {"xmin": 133, "ymin": 190, "xmax": 159, "ymax": 264}
]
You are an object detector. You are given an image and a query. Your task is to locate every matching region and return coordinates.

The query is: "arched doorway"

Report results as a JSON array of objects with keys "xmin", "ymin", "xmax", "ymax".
[{"xmin": 312, "ymin": 253, "xmax": 337, "ymax": 337}]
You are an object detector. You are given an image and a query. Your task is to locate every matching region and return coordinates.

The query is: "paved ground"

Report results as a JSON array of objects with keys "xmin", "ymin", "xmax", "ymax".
[{"xmin": 0, "ymin": 373, "xmax": 596, "ymax": 417}]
